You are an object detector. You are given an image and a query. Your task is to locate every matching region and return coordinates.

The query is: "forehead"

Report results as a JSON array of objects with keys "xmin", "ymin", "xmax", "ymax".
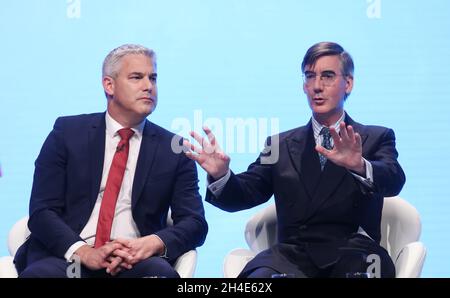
[
  {"xmin": 305, "ymin": 55, "xmax": 341, "ymax": 72},
  {"xmin": 119, "ymin": 54, "xmax": 156, "ymax": 73}
]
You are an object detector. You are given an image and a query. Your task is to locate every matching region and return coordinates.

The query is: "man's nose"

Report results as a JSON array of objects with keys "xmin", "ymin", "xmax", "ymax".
[
  {"xmin": 313, "ymin": 76, "xmax": 323, "ymax": 92},
  {"xmin": 142, "ymin": 76, "xmax": 153, "ymax": 93}
]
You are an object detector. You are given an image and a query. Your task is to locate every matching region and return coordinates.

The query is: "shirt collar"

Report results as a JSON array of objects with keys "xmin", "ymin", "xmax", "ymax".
[
  {"xmin": 312, "ymin": 111, "xmax": 346, "ymax": 140},
  {"xmin": 105, "ymin": 111, "xmax": 145, "ymax": 140}
]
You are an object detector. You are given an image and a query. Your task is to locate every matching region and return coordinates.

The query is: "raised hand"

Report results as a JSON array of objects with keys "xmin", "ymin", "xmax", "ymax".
[
  {"xmin": 315, "ymin": 122, "xmax": 365, "ymax": 175},
  {"xmin": 183, "ymin": 126, "xmax": 230, "ymax": 180}
]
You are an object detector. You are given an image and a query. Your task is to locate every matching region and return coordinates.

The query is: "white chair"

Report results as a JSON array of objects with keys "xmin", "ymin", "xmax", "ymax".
[
  {"xmin": 223, "ymin": 196, "xmax": 427, "ymax": 278},
  {"xmin": 0, "ymin": 214, "xmax": 198, "ymax": 278}
]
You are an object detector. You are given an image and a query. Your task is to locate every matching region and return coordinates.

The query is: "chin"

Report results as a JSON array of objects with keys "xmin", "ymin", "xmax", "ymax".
[
  {"xmin": 312, "ymin": 106, "xmax": 331, "ymax": 114},
  {"xmin": 140, "ymin": 103, "xmax": 156, "ymax": 114}
]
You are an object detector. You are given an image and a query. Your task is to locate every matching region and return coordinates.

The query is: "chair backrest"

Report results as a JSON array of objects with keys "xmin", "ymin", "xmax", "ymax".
[
  {"xmin": 244, "ymin": 204, "xmax": 277, "ymax": 253},
  {"xmin": 8, "ymin": 216, "xmax": 30, "ymax": 256},
  {"xmin": 380, "ymin": 196, "xmax": 422, "ymax": 263},
  {"xmin": 244, "ymin": 196, "xmax": 422, "ymax": 260}
]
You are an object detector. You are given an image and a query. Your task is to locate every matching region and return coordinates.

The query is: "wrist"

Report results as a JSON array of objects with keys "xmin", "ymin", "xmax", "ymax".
[
  {"xmin": 148, "ymin": 235, "xmax": 165, "ymax": 256},
  {"xmin": 74, "ymin": 244, "xmax": 92, "ymax": 263},
  {"xmin": 352, "ymin": 158, "xmax": 366, "ymax": 176},
  {"xmin": 211, "ymin": 169, "xmax": 228, "ymax": 181}
]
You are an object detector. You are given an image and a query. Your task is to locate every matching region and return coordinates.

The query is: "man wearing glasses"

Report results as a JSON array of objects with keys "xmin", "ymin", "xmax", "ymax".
[{"xmin": 185, "ymin": 42, "xmax": 405, "ymax": 277}]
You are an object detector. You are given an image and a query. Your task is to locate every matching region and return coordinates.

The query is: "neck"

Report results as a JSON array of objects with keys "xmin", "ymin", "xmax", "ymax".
[
  {"xmin": 107, "ymin": 109, "xmax": 145, "ymax": 128},
  {"xmin": 313, "ymin": 110, "xmax": 344, "ymax": 127}
]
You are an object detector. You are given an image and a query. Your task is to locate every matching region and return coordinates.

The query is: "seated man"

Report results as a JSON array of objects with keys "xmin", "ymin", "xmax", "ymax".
[
  {"xmin": 185, "ymin": 42, "xmax": 405, "ymax": 278},
  {"xmin": 16, "ymin": 44, "xmax": 208, "ymax": 278}
]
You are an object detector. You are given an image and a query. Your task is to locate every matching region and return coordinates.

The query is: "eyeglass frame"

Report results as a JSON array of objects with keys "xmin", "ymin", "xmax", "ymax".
[{"xmin": 302, "ymin": 70, "xmax": 349, "ymax": 86}]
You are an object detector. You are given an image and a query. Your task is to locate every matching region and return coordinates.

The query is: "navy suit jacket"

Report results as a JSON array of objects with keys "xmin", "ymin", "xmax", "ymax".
[
  {"xmin": 206, "ymin": 114, "xmax": 405, "ymax": 270},
  {"xmin": 15, "ymin": 113, "xmax": 208, "ymax": 272}
]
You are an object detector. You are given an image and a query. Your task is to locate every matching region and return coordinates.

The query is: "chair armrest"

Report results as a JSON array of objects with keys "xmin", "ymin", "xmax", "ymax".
[
  {"xmin": 0, "ymin": 256, "xmax": 18, "ymax": 278},
  {"xmin": 223, "ymin": 248, "xmax": 256, "ymax": 278},
  {"xmin": 394, "ymin": 242, "xmax": 427, "ymax": 278},
  {"xmin": 173, "ymin": 249, "xmax": 197, "ymax": 278}
]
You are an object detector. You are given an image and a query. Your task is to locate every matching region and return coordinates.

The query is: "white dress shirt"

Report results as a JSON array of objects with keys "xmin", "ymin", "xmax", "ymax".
[{"xmin": 65, "ymin": 112, "xmax": 145, "ymax": 260}]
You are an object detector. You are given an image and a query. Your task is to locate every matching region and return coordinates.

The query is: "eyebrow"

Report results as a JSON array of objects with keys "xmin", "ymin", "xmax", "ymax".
[
  {"xmin": 304, "ymin": 70, "xmax": 336, "ymax": 74},
  {"xmin": 128, "ymin": 72, "xmax": 157, "ymax": 77}
]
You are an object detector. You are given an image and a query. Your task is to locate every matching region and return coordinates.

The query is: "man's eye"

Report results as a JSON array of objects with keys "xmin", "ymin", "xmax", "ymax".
[
  {"xmin": 305, "ymin": 74, "xmax": 315, "ymax": 79},
  {"xmin": 322, "ymin": 73, "xmax": 335, "ymax": 79}
]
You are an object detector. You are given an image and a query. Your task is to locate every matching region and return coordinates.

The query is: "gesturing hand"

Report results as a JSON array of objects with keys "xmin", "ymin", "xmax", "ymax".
[
  {"xmin": 183, "ymin": 126, "xmax": 230, "ymax": 180},
  {"xmin": 315, "ymin": 122, "xmax": 365, "ymax": 175}
]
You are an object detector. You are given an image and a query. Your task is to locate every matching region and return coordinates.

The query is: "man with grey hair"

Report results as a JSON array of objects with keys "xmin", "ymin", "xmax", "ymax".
[
  {"xmin": 186, "ymin": 42, "xmax": 405, "ymax": 278},
  {"xmin": 15, "ymin": 44, "xmax": 208, "ymax": 278}
]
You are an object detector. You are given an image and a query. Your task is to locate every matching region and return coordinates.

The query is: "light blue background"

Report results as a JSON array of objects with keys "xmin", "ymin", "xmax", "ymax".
[{"xmin": 1, "ymin": 0, "xmax": 449, "ymax": 277}]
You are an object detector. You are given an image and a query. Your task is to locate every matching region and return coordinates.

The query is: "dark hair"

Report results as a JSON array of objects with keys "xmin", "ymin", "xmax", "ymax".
[{"xmin": 301, "ymin": 42, "xmax": 354, "ymax": 77}]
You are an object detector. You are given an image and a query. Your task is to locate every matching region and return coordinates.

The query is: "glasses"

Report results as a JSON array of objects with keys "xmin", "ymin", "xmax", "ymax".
[{"xmin": 302, "ymin": 71, "xmax": 345, "ymax": 86}]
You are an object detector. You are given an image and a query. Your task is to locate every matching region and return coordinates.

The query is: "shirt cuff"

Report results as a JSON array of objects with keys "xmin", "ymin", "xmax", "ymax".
[
  {"xmin": 152, "ymin": 234, "xmax": 168, "ymax": 258},
  {"xmin": 351, "ymin": 158, "xmax": 374, "ymax": 188},
  {"xmin": 207, "ymin": 169, "xmax": 231, "ymax": 197},
  {"xmin": 65, "ymin": 241, "xmax": 88, "ymax": 262}
]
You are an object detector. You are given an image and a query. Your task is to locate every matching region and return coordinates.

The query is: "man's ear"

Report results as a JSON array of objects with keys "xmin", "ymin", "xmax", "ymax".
[
  {"xmin": 345, "ymin": 75, "xmax": 354, "ymax": 95},
  {"xmin": 302, "ymin": 82, "xmax": 308, "ymax": 94},
  {"xmin": 102, "ymin": 76, "xmax": 114, "ymax": 97}
]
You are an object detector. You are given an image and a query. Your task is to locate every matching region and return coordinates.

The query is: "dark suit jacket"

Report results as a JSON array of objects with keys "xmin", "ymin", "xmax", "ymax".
[
  {"xmin": 206, "ymin": 114, "xmax": 405, "ymax": 273},
  {"xmin": 15, "ymin": 112, "xmax": 208, "ymax": 272}
]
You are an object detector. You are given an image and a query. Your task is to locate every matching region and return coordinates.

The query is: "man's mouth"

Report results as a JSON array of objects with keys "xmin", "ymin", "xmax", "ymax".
[
  {"xmin": 313, "ymin": 97, "xmax": 325, "ymax": 104},
  {"xmin": 139, "ymin": 97, "xmax": 154, "ymax": 102}
]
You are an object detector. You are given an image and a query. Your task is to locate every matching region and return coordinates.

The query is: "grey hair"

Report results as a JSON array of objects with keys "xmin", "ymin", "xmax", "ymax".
[
  {"xmin": 301, "ymin": 42, "xmax": 354, "ymax": 77},
  {"xmin": 102, "ymin": 44, "xmax": 156, "ymax": 78}
]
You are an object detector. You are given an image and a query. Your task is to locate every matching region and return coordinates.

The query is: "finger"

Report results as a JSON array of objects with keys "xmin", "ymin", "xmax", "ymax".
[
  {"xmin": 120, "ymin": 260, "xmax": 133, "ymax": 270},
  {"xmin": 218, "ymin": 152, "xmax": 230, "ymax": 162},
  {"xmin": 339, "ymin": 122, "xmax": 349, "ymax": 141},
  {"xmin": 185, "ymin": 151, "xmax": 200, "ymax": 163},
  {"xmin": 100, "ymin": 260, "xmax": 110, "ymax": 268},
  {"xmin": 190, "ymin": 131, "xmax": 207, "ymax": 148},
  {"xmin": 110, "ymin": 267, "xmax": 122, "ymax": 276},
  {"xmin": 329, "ymin": 126, "xmax": 341, "ymax": 145},
  {"xmin": 347, "ymin": 125, "xmax": 355, "ymax": 142},
  {"xmin": 183, "ymin": 139, "xmax": 202, "ymax": 154},
  {"xmin": 113, "ymin": 238, "xmax": 132, "ymax": 247},
  {"xmin": 113, "ymin": 248, "xmax": 134, "ymax": 262},
  {"xmin": 106, "ymin": 257, "xmax": 122, "ymax": 274},
  {"xmin": 355, "ymin": 132, "xmax": 362, "ymax": 147},
  {"xmin": 315, "ymin": 145, "xmax": 329, "ymax": 157},
  {"xmin": 109, "ymin": 260, "xmax": 125, "ymax": 276},
  {"xmin": 101, "ymin": 242, "xmax": 123, "ymax": 256},
  {"xmin": 203, "ymin": 126, "xmax": 216, "ymax": 146}
]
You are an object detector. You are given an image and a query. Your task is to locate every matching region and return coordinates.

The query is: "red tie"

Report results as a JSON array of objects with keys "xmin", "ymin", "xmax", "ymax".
[{"xmin": 94, "ymin": 128, "xmax": 135, "ymax": 248}]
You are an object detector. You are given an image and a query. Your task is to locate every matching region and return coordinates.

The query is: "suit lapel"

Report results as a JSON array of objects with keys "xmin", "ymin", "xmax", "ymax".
[
  {"xmin": 131, "ymin": 120, "xmax": 159, "ymax": 209},
  {"xmin": 89, "ymin": 113, "xmax": 106, "ymax": 209},
  {"xmin": 286, "ymin": 129, "xmax": 307, "ymax": 179},
  {"xmin": 286, "ymin": 121, "xmax": 321, "ymax": 200},
  {"xmin": 300, "ymin": 129, "xmax": 323, "ymax": 199},
  {"xmin": 345, "ymin": 115, "xmax": 368, "ymax": 148}
]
